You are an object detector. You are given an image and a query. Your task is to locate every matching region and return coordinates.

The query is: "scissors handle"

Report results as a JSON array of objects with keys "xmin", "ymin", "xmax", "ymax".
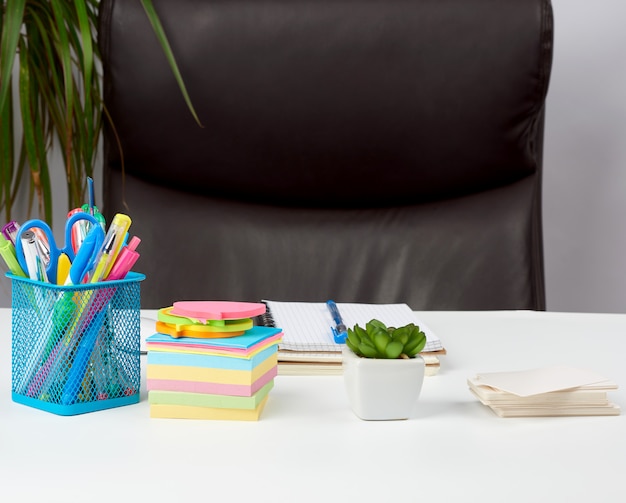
[
  {"xmin": 15, "ymin": 220, "xmax": 57, "ymax": 282},
  {"xmin": 15, "ymin": 212, "xmax": 101, "ymax": 283},
  {"xmin": 63, "ymin": 211, "xmax": 100, "ymax": 258}
]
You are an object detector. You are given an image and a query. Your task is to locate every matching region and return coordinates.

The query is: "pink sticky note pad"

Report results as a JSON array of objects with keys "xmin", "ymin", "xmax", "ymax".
[{"xmin": 171, "ymin": 301, "xmax": 267, "ymax": 323}]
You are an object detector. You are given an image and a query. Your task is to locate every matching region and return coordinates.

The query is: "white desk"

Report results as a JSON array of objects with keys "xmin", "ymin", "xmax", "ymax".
[{"xmin": 1, "ymin": 309, "xmax": 625, "ymax": 502}]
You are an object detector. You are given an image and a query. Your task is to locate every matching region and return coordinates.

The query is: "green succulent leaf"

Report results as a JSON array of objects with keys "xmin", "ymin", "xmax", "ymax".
[
  {"xmin": 391, "ymin": 325, "xmax": 410, "ymax": 345},
  {"xmin": 367, "ymin": 319, "xmax": 387, "ymax": 332},
  {"xmin": 345, "ymin": 338, "xmax": 359, "ymax": 355},
  {"xmin": 347, "ymin": 327, "xmax": 361, "ymax": 347},
  {"xmin": 358, "ymin": 343, "xmax": 378, "ymax": 358},
  {"xmin": 404, "ymin": 329, "xmax": 427, "ymax": 356},
  {"xmin": 385, "ymin": 341, "xmax": 404, "ymax": 359},
  {"xmin": 347, "ymin": 319, "xmax": 427, "ymax": 359},
  {"xmin": 356, "ymin": 324, "xmax": 373, "ymax": 346},
  {"xmin": 360, "ymin": 336, "xmax": 375, "ymax": 349},
  {"xmin": 373, "ymin": 332, "xmax": 390, "ymax": 354}
]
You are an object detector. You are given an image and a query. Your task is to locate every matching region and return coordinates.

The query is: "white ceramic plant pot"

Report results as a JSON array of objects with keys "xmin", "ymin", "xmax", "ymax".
[{"xmin": 342, "ymin": 346, "xmax": 425, "ymax": 420}]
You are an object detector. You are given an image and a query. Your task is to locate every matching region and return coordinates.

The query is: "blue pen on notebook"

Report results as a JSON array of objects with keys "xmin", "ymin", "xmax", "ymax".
[{"xmin": 326, "ymin": 300, "xmax": 347, "ymax": 344}]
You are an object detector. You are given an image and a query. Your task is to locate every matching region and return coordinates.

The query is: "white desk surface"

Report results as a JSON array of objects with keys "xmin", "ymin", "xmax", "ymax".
[{"xmin": 1, "ymin": 309, "xmax": 625, "ymax": 502}]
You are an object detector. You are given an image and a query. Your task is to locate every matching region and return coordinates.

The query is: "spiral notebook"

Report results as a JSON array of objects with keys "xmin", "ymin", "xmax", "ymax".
[{"xmin": 262, "ymin": 300, "xmax": 444, "ymax": 353}]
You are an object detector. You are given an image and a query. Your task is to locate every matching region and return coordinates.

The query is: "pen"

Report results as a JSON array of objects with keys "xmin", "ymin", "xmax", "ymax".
[
  {"xmin": 89, "ymin": 231, "xmax": 116, "ymax": 283},
  {"xmin": 89, "ymin": 213, "xmax": 131, "ymax": 282},
  {"xmin": 35, "ymin": 254, "xmax": 49, "ymax": 283},
  {"xmin": 67, "ymin": 208, "xmax": 84, "ymax": 253},
  {"xmin": 20, "ymin": 231, "xmax": 40, "ymax": 280},
  {"xmin": 107, "ymin": 236, "xmax": 141, "ymax": 280},
  {"xmin": 65, "ymin": 225, "xmax": 104, "ymax": 285},
  {"xmin": 88, "ymin": 177, "xmax": 95, "ymax": 216},
  {"xmin": 32, "ymin": 228, "xmax": 51, "ymax": 267},
  {"xmin": 326, "ymin": 299, "xmax": 347, "ymax": 344},
  {"xmin": 60, "ymin": 296, "xmax": 111, "ymax": 405},
  {"xmin": 81, "ymin": 204, "xmax": 106, "ymax": 230}
]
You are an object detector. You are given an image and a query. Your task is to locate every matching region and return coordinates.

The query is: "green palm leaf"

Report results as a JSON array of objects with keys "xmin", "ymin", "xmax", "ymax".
[
  {"xmin": 0, "ymin": 0, "xmax": 26, "ymax": 114},
  {"xmin": 1, "ymin": 0, "xmax": 199, "ymax": 223},
  {"xmin": 140, "ymin": 0, "xmax": 203, "ymax": 127}
]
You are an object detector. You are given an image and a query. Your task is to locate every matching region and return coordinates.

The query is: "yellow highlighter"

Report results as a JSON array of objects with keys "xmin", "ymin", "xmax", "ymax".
[
  {"xmin": 56, "ymin": 254, "xmax": 71, "ymax": 285},
  {"xmin": 89, "ymin": 213, "xmax": 132, "ymax": 283},
  {"xmin": 0, "ymin": 234, "xmax": 27, "ymax": 277}
]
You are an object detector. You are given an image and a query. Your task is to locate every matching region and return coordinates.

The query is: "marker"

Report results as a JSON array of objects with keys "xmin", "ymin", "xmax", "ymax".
[
  {"xmin": 56, "ymin": 254, "xmax": 71, "ymax": 285},
  {"xmin": 326, "ymin": 300, "xmax": 348, "ymax": 344},
  {"xmin": 0, "ymin": 234, "xmax": 27, "ymax": 277},
  {"xmin": 1, "ymin": 221, "xmax": 20, "ymax": 245},
  {"xmin": 107, "ymin": 236, "xmax": 141, "ymax": 280}
]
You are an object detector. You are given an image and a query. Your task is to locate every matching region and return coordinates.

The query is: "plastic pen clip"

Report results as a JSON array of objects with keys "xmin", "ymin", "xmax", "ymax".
[{"xmin": 326, "ymin": 300, "xmax": 348, "ymax": 344}]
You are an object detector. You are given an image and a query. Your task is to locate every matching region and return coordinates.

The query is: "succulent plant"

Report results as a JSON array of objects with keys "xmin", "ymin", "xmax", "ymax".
[{"xmin": 346, "ymin": 319, "xmax": 427, "ymax": 359}]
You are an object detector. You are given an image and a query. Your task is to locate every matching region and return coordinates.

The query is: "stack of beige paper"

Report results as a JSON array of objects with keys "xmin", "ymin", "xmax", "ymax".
[
  {"xmin": 278, "ymin": 350, "xmax": 443, "ymax": 376},
  {"xmin": 468, "ymin": 366, "xmax": 620, "ymax": 417}
]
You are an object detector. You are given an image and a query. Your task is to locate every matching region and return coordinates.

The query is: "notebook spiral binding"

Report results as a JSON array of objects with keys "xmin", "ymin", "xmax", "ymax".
[{"xmin": 258, "ymin": 301, "xmax": 276, "ymax": 327}]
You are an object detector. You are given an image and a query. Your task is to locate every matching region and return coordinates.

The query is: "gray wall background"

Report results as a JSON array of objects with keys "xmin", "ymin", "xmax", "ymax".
[
  {"xmin": 1, "ymin": 1, "xmax": 624, "ymax": 312},
  {"xmin": 543, "ymin": 0, "xmax": 626, "ymax": 312}
]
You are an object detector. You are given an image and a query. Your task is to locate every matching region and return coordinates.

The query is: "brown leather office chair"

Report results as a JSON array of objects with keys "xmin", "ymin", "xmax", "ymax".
[{"xmin": 99, "ymin": 0, "xmax": 553, "ymax": 310}]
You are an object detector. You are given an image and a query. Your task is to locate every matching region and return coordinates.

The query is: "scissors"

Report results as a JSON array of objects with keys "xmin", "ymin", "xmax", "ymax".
[
  {"xmin": 67, "ymin": 205, "xmax": 106, "ymax": 254},
  {"xmin": 15, "ymin": 212, "xmax": 104, "ymax": 284}
]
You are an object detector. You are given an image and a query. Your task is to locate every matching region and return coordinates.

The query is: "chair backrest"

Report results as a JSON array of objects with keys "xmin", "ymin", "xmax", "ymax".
[{"xmin": 99, "ymin": 0, "xmax": 553, "ymax": 309}]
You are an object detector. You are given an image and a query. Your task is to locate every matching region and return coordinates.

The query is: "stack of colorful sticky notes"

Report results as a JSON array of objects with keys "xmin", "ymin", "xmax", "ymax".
[{"xmin": 146, "ymin": 301, "xmax": 282, "ymax": 420}]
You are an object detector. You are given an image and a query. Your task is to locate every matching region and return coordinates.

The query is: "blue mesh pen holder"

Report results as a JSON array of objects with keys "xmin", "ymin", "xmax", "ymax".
[{"xmin": 10, "ymin": 272, "xmax": 145, "ymax": 415}]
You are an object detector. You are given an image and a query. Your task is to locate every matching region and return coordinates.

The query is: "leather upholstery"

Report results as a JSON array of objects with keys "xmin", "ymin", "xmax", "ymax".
[{"xmin": 99, "ymin": 0, "xmax": 553, "ymax": 309}]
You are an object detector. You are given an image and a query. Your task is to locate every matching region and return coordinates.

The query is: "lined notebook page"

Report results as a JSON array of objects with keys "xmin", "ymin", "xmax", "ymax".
[{"xmin": 263, "ymin": 301, "xmax": 443, "ymax": 352}]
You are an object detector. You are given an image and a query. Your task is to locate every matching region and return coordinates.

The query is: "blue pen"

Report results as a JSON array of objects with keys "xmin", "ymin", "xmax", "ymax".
[
  {"xmin": 64, "ymin": 224, "xmax": 105, "ymax": 285},
  {"xmin": 60, "ymin": 292, "xmax": 112, "ymax": 405},
  {"xmin": 326, "ymin": 300, "xmax": 347, "ymax": 344},
  {"xmin": 88, "ymin": 177, "xmax": 95, "ymax": 216}
]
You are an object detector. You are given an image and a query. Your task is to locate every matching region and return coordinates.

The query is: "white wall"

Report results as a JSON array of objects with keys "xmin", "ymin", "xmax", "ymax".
[
  {"xmin": 543, "ymin": 0, "xmax": 626, "ymax": 312},
  {"xmin": 2, "ymin": 1, "xmax": 625, "ymax": 312}
]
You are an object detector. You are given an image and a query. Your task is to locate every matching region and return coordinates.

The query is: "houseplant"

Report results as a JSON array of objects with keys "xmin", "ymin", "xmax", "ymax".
[
  {"xmin": 0, "ymin": 0, "xmax": 199, "ymax": 225},
  {"xmin": 343, "ymin": 319, "xmax": 427, "ymax": 420}
]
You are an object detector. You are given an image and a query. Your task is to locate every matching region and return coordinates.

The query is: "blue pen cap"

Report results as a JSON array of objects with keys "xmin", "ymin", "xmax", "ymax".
[{"xmin": 332, "ymin": 326, "xmax": 347, "ymax": 344}]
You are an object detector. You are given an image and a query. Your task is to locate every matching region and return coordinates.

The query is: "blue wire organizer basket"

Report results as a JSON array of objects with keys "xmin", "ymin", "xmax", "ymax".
[{"xmin": 10, "ymin": 272, "xmax": 145, "ymax": 415}]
